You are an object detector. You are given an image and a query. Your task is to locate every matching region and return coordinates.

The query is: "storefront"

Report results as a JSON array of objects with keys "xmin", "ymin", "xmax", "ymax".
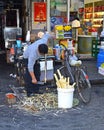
[
  {"xmin": 78, "ymin": 0, "xmax": 104, "ymax": 56},
  {"xmin": 27, "ymin": 0, "xmax": 77, "ymax": 60},
  {"xmin": 0, "ymin": 0, "xmax": 23, "ymax": 51},
  {"xmin": 30, "ymin": 0, "xmax": 78, "ymax": 31}
]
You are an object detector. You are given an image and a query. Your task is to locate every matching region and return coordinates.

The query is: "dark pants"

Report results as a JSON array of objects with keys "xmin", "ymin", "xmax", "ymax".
[{"xmin": 24, "ymin": 59, "xmax": 40, "ymax": 96}]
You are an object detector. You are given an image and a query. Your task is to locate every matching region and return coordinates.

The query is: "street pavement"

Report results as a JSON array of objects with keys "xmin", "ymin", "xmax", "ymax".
[
  {"xmin": 0, "ymin": 53, "xmax": 104, "ymax": 130},
  {"xmin": 81, "ymin": 57, "xmax": 104, "ymax": 84}
]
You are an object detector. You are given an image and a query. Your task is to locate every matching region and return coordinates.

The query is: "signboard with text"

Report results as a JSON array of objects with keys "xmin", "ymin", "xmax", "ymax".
[{"xmin": 34, "ymin": 2, "xmax": 47, "ymax": 22}]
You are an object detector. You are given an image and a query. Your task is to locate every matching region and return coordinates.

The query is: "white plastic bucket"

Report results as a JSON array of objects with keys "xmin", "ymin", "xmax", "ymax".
[{"xmin": 57, "ymin": 88, "xmax": 74, "ymax": 108}]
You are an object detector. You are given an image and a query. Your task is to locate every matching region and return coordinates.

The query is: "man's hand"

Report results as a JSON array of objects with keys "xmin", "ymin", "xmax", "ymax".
[
  {"xmin": 32, "ymin": 78, "xmax": 37, "ymax": 84},
  {"xmin": 38, "ymin": 31, "xmax": 44, "ymax": 38},
  {"xmin": 29, "ymin": 71, "xmax": 37, "ymax": 84}
]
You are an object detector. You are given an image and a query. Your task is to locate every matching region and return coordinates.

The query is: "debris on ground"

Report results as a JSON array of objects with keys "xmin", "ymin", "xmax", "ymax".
[
  {"xmin": 19, "ymin": 93, "xmax": 58, "ymax": 112},
  {"xmin": 8, "ymin": 85, "xmax": 79, "ymax": 113}
]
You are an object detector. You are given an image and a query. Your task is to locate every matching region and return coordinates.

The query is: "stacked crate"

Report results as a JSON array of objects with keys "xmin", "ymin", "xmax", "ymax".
[{"xmin": 91, "ymin": 40, "xmax": 101, "ymax": 58}]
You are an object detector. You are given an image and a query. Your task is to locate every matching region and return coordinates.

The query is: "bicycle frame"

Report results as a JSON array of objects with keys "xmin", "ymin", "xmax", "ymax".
[
  {"xmin": 64, "ymin": 49, "xmax": 87, "ymax": 81},
  {"xmin": 59, "ymin": 44, "xmax": 91, "ymax": 103},
  {"xmin": 64, "ymin": 49, "xmax": 75, "ymax": 83}
]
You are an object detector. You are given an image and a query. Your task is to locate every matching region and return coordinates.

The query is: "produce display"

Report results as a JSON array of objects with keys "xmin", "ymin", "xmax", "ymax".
[{"xmin": 55, "ymin": 25, "xmax": 72, "ymax": 39}]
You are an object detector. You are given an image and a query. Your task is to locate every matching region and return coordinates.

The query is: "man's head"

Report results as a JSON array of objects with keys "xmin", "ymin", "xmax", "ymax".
[{"xmin": 38, "ymin": 44, "xmax": 48, "ymax": 55}]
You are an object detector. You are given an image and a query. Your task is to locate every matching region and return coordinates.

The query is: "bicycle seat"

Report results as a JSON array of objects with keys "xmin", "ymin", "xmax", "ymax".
[{"xmin": 70, "ymin": 60, "xmax": 82, "ymax": 66}]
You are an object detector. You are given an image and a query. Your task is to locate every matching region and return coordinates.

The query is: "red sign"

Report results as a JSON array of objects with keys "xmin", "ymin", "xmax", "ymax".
[{"xmin": 34, "ymin": 2, "xmax": 47, "ymax": 22}]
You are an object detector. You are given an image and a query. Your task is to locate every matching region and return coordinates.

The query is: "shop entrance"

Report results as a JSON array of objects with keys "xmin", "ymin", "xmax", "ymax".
[{"xmin": 0, "ymin": 0, "xmax": 23, "ymax": 53}]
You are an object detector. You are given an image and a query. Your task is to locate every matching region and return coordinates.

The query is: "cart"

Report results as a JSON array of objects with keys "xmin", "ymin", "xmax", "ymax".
[{"xmin": 3, "ymin": 9, "xmax": 22, "ymax": 63}]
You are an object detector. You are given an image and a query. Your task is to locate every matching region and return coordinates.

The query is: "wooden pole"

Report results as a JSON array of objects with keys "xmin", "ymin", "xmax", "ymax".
[{"xmin": 67, "ymin": 0, "xmax": 70, "ymax": 24}]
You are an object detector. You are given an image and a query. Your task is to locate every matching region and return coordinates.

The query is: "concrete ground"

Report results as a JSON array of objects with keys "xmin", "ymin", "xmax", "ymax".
[{"xmin": 0, "ymin": 53, "xmax": 104, "ymax": 130}]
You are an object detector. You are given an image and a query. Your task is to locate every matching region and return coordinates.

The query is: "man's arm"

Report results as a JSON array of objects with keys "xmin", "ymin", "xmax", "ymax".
[{"xmin": 28, "ymin": 57, "xmax": 37, "ymax": 84}]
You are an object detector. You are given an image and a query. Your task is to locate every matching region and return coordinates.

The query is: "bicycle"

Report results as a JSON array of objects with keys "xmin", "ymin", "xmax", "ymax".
[
  {"xmin": 14, "ymin": 55, "xmax": 26, "ymax": 86},
  {"xmin": 14, "ymin": 42, "xmax": 29, "ymax": 86},
  {"xmin": 58, "ymin": 44, "xmax": 91, "ymax": 104}
]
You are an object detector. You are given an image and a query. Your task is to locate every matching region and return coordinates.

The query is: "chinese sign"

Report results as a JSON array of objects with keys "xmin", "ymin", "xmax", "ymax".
[{"xmin": 34, "ymin": 2, "xmax": 47, "ymax": 22}]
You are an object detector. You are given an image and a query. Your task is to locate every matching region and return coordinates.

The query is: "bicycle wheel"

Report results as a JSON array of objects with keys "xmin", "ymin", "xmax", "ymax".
[
  {"xmin": 75, "ymin": 69, "xmax": 91, "ymax": 104},
  {"xmin": 15, "ymin": 61, "xmax": 25, "ymax": 86}
]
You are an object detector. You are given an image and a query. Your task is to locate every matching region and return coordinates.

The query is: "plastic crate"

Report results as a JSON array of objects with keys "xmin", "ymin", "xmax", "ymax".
[
  {"xmin": 100, "ymin": 37, "xmax": 104, "ymax": 41},
  {"xmin": 91, "ymin": 40, "xmax": 101, "ymax": 58}
]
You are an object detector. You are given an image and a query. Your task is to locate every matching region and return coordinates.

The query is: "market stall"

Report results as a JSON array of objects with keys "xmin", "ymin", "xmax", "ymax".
[{"xmin": 53, "ymin": 24, "xmax": 72, "ymax": 61}]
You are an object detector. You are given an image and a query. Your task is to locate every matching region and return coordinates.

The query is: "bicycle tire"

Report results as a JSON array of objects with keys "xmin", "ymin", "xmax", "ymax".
[
  {"xmin": 75, "ymin": 69, "xmax": 91, "ymax": 104},
  {"xmin": 15, "ymin": 61, "xmax": 25, "ymax": 86}
]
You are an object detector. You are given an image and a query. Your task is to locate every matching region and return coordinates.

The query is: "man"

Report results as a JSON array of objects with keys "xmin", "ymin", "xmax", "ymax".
[
  {"xmin": 98, "ymin": 20, "xmax": 103, "ymax": 36},
  {"xmin": 23, "ymin": 32, "xmax": 51, "ymax": 97}
]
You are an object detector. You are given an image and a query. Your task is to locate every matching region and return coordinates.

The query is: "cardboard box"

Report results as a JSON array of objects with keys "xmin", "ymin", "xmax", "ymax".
[{"xmin": 40, "ymin": 60, "xmax": 53, "ymax": 81}]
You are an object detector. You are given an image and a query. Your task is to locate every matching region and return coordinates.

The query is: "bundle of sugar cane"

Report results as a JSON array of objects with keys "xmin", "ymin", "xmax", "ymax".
[{"xmin": 54, "ymin": 69, "xmax": 76, "ymax": 89}]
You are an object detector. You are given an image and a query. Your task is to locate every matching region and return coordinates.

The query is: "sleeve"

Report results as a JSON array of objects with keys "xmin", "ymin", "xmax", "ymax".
[
  {"xmin": 98, "ymin": 26, "xmax": 102, "ymax": 36},
  {"xmin": 42, "ymin": 33, "xmax": 52, "ymax": 43},
  {"xmin": 28, "ymin": 56, "xmax": 36, "ymax": 72}
]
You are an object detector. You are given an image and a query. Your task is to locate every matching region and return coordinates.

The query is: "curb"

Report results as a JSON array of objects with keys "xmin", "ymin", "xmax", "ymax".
[{"xmin": 90, "ymin": 79, "xmax": 104, "ymax": 85}]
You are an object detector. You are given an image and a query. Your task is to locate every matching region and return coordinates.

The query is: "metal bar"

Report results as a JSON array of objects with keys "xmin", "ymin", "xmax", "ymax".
[
  {"xmin": 17, "ymin": 9, "xmax": 19, "ymax": 28},
  {"xmin": 44, "ymin": 54, "xmax": 47, "ymax": 83},
  {"xmin": 47, "ymin": 0, "xmax": 50, "ymax": 32}
]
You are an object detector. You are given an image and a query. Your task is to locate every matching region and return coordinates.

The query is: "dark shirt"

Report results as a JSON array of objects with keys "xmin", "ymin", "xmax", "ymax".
[{"xmin": 98, "ymin": 26, "xmax": 103, "ymax": 36}]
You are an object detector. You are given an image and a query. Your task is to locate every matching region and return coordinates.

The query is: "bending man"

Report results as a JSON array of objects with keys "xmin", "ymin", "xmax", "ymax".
[{"xmin": 23, "ymin": 32, "xmax": 51, "ymax": 97}]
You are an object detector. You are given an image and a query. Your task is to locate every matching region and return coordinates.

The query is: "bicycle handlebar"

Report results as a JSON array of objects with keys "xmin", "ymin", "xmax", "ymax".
[
  {"xmin": 59, "ymin": 43, "xmax": 67, "ymax": 50},
  {"xmin": 59, "ymin": 43, "xmax": 74, "ymax": 56}
]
